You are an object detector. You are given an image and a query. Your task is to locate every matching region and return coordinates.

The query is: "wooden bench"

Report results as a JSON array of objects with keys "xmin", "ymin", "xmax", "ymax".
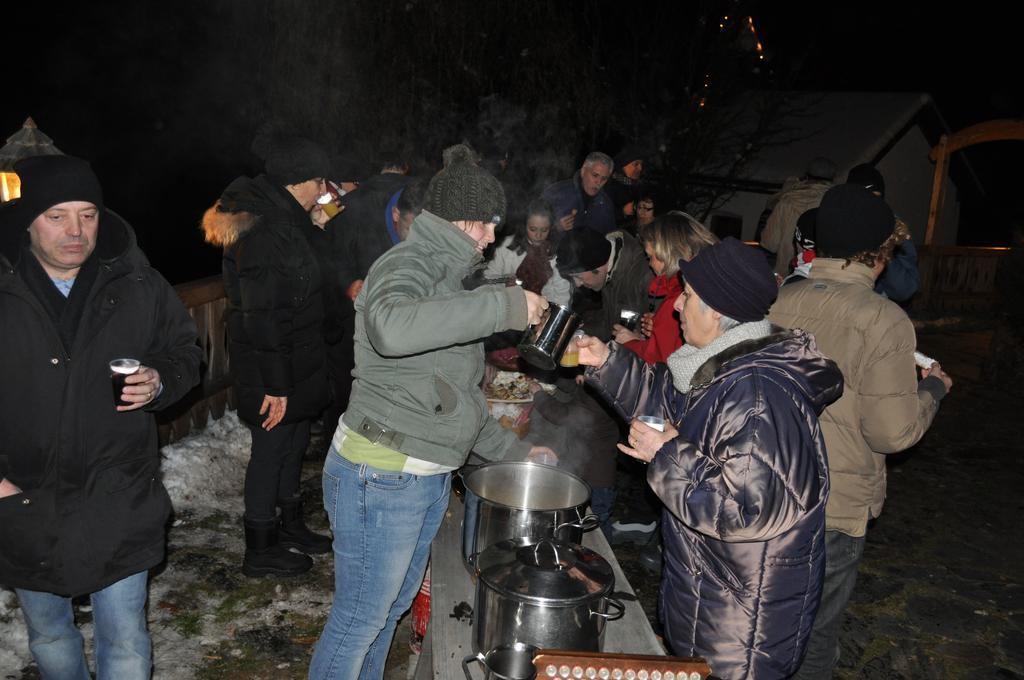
[{"xmin": 414, "ymin": 491, "xmax": 664, "ymax": 678}]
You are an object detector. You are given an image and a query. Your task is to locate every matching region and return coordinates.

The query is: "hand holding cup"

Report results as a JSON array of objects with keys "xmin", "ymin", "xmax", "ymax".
[
  {"xmin": 618, "ymin": 309, "xmax": 639, "ymax": 331},
  {"xmin": 618, "ymin": 417, "xmax": 677, "ymax": 463},
  {"xmin": 111, "ymin": 358, "xmax": 162, "ymax": 412},
  {"xmin": 640, "ymin": 311, "xmax": 655, "ymax": 338},
  {"xmin": 576, "ymin": 334, "xmax": 610, "ymax": 368},
  {"xmin": 611, "ymin": 324, "xmax": 643, "ymax": 345}
]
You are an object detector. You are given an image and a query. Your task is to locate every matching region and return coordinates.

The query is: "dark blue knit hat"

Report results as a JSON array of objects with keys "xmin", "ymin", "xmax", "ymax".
[{"xmin": 678, "ymin": 237, "xmax": 778, "ymax": 322}]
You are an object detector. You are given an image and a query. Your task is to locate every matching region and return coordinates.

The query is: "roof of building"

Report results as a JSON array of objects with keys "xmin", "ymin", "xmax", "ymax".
[
  {"xmin": 696, "ymin": 91, "xmax": 949, "ymax": 187},
  {"xmin": 0, "ymin": 117, "xmax": 63, "ymax": 170}
]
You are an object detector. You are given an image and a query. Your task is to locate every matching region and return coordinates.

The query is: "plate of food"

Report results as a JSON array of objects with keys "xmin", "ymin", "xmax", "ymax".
[{"xmin": 485, "ymin": 371, "xmax": 553, "ymax": 403}]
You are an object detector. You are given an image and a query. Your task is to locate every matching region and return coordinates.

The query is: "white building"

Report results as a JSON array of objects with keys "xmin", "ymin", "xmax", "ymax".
[{"xmin": 692, "ymin": 92, "xmax": 972, "ymax": 246}]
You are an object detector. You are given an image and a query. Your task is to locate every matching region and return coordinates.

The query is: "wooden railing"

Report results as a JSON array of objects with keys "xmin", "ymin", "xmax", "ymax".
[
  {"xmin": 157, "ymin": 275, "xmax": 233, "ymax": 446},
  {"xmin": 914, "ymin": 246, "xmax": 1012, "ymax": 313}
]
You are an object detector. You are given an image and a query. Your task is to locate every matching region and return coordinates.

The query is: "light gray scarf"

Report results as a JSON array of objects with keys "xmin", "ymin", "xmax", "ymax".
[{"xmin": 667, "ymin": 320, "xmax": 774, "ymax": 393}]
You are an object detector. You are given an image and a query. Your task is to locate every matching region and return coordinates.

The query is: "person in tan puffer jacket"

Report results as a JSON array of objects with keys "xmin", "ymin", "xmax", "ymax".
[
  {"xmin": 759, "ymin": 156, "xmax": 836, "ymax": 277},
  {"xmin": 769, "ymin": 184, "xmax": 953, "ymax": 679}
]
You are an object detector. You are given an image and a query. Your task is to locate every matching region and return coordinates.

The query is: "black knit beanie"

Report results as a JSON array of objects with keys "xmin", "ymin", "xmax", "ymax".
[
  {"xmin": 252, "ymin": 133, "xmax": 330, "ymax": 186},
  {"xmin": 425, "ymin": 159, "xmax": 506, "ymax": 225},
  {"xmin": 614, "ymin": 144, "xmax": 645, "ymax": 170},
  {"xmin": 555, "ymin": 228, "xmax": 612, "ymax": 276},
  {"xmin": 845, "ymin": 163, "xmax": 886, "ymax": 197},
  {"xmin": 677, "ymin": 237, "xmax": 778, "ymax": 322},
  {"xmin": 0, "ymin": 155, "xmax": 103, "ymax": 234},
  {"xmin": 815, "ymin": 184, "xmax": 895, "ymax": 258}
]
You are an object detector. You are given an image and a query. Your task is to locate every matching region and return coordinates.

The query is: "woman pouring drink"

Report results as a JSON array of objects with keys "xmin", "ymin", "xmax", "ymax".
[{"xmin": 309, "ymin": 153, "xmax": 556, "ymax": 680}]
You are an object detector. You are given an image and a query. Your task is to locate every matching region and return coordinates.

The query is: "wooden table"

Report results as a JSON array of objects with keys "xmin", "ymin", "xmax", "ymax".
[{"xmin": 413, "ymin": 490, "xmax": 665, "ymax": 678}]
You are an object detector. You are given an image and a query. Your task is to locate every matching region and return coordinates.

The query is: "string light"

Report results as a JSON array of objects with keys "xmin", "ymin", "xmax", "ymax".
[{"xmin": 704, "ymin": 14, "xmax": 768, "ymax": 107}]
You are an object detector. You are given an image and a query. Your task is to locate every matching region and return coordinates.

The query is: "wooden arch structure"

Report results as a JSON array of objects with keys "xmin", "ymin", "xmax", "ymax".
[{"xmin": 925, "ymin": 119, "xmax": 1024, "ymax": 244}]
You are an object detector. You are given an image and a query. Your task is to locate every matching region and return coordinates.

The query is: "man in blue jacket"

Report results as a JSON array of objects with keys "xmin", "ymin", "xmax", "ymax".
[
  {"xmin": 845, "ymin": 163, "xmax": 919, "ymax": 302},
  {"xmin": 541, "ymin": 151, "xmax": 617, "ymax": 234}
]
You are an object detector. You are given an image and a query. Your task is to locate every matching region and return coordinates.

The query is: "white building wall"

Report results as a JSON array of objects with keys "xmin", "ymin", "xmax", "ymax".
[
  {"xmin": 701, "ymin": 190, "xmax": 777, "ymax": 241},
  {"xmin": 705, "ymin": 123, "xmax": 961, "ymax": 246},
  {"xmin": 877, "ymin": 125, "xmax": 959, "ymax": 246}
]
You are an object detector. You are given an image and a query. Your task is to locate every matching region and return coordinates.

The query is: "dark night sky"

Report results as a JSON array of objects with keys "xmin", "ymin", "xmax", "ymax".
[{"xmin": 4, "ymin": 2, "xmax": 1020, "ymax": 283}]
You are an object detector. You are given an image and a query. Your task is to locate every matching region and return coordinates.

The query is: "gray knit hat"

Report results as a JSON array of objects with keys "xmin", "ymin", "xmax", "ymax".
[{"xmin": 425, "ymin": 159, "xmax": 506, "ymax": 225}]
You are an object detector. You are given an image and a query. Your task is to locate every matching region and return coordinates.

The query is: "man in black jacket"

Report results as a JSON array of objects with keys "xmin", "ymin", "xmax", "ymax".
[
  {"xmin": 321, "ymin": 163, "xmax": 422, "ymax": 437},
  {"xmin": 0, "ymin": 155, "xmax": 201, "ymax": 679}
]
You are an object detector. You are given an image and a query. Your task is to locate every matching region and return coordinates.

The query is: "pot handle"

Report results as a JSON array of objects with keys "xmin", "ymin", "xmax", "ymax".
[
  {"xmin": 556, "ymin": 513, "xmax": 601, "ymax": 533},
  {"xmin": 464, "ymin": 651, "xmax": 534, "ymax": 680},
  {"xmin": 591, "ymin": 597, "xmax": 626, "ymax": 621},
  {"xmin": 462, "ymin": 652, "xmax": 485, "ymax": 680}
]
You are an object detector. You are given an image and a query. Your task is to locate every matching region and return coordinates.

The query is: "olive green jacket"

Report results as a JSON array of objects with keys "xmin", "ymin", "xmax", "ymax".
[{"xmin": 342, "ymin": 211, "xmax": 532, "ymax": 467}]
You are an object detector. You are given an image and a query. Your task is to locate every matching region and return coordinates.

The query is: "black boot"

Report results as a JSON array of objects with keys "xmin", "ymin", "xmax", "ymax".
[
  {"xmin": 278, "ymin": 496, "xmax": 333, "ymax": 555},
  {"xmin": 243, "ymin": 518, "xmax": 313, "ymax": 577},
  {"xmin": 638, "ymin": 526, "xmax": 663, "ymax": 575}
]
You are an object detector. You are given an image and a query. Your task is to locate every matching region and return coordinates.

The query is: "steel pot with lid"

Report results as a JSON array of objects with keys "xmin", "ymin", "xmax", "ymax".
[
  {"xmin": 462, "ymin": 462, "xmax": 599, "ymax": 568},
  {"xmin": 473, "ymin": 538, "xmax": 625, "ymax": 653}
]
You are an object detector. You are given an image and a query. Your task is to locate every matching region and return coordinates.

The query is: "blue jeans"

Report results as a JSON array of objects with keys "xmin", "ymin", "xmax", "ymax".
[
  {"xmin": 15, "ymin": 570, "xmax": 151, "ymax": 680},
  {"xmin": 590, "ymin": 486, "xmax": 617, "ymax": 540},
  {"xmin": 791, "ymin": 530, "xmax": 866, "ymax": 679},
  {"xmin": 309, "ymin": 451, "xmax": 451, "ymax": 680}
]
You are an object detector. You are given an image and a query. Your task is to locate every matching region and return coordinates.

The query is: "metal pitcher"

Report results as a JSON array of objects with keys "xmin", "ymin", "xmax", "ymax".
[{"xmin": 517, "ymin": 303, "xmax": 579, "ymax": 370}]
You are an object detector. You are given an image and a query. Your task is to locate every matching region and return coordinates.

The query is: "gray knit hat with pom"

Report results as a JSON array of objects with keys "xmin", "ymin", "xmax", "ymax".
[{"xmin": 425, "ymin": 144, "xmax": 506, "ymax": 225}]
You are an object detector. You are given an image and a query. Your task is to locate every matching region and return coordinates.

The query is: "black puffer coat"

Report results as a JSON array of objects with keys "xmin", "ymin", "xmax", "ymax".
[
  {"xmin": 202, "ymin": 175, "xmax": 328, "ymax": 427},
  {"xmin": 0, "ymin": 212, "xmax": 201, "ymax": 596},
  {"xmin": 588, "ymin": 330, "xmax": 843, "ymax": 679},
  {"xmin": 329, "ymin": 172, "xmax": 411, "ymax": 295}
]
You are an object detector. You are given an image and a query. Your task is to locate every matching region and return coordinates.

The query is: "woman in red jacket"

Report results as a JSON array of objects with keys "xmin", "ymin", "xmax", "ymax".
[{"xmin": 612, "ymin": 211, "xmax": 717, "ymax": 363}]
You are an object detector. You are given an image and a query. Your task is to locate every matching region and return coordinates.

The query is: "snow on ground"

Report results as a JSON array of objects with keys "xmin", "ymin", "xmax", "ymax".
[
  {"xmin": 0, "ymin": 588, "xmax": 29, "ymax": 677},
  {"xmin": 0, "ymin": 410, "xmax": 420, "ymax": 679},
  {"xmin": 160, "ymin": 410, "xmax": 252, "ymax": 513},
  {"xmin": 0, "ymin": 410, "xmax": 265, "ymax": 679}
]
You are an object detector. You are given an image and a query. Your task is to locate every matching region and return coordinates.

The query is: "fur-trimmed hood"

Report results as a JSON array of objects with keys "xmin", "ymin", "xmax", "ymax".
[
  {"xmin": 201, "ymin": 174, "xmax": 300, "ymax": 247},
  {"xmin": 689, "ymin": 325, "xmax": 844, "ymax": 414},
  {"xmin": 201, "ymin": 203, "xmax": 258, "ymax": 247}
]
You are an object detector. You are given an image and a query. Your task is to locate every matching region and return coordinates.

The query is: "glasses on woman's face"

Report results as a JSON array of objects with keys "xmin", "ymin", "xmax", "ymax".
[{"xmin": 637, "ymin": 203, "xmax": 654, "ymax": 212}]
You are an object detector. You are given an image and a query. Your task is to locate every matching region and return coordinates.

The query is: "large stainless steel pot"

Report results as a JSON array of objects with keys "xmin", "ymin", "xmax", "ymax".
[
  {"xmin": 474, "ymin": 539, "xmax": 624, "ymax": 653},
  {"xmin": 517, "ymin": 303, "xmax": 579, "ymax": 370},
  {"xmin": 462, "ymin": 462, "xmax": 598, "ymax": 568}
]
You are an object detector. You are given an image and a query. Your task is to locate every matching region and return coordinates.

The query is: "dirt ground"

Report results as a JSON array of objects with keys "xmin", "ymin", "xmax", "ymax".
[{"xmin": 3, "ymin": 317, "xmax": 1021, "ymax": 680}]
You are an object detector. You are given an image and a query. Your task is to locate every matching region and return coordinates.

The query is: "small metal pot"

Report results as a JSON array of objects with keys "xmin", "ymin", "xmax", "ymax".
[
  {"xmin": 474, "ymin": 539, "xmax": 625, "ymax": 653},
  {"xmin": 517, "ymin": 303, "xmax": 579, "ymax": 370},
  {"xmin": 462, "ymin": 462, "xmax": 598, "ymax": 568},
  {"xmin": 462, "ymin": 642, "xmax": 538, "ymax": 680}
]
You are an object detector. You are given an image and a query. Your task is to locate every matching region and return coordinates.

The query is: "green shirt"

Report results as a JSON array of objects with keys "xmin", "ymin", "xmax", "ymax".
[{"xmin": 333, "ymin": 420, "xmax": 456, "ymax": 475}]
